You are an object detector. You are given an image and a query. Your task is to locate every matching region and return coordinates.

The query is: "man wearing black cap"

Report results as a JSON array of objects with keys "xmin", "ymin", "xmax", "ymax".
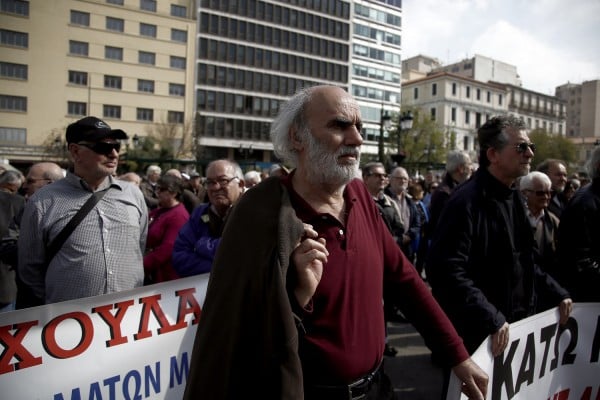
[{"xmin": 18, "ymin": 116, "xmax": 148, "ymax": 305}]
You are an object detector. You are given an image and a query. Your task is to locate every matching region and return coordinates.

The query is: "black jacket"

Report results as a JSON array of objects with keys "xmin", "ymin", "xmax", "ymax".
[
  {"xmin": 557, "ymin": 178, "xmax": 600, "ymax": 302},
  {"xmin": 426, "ymin": 168, "xmax": 569, "ymax": 353}
]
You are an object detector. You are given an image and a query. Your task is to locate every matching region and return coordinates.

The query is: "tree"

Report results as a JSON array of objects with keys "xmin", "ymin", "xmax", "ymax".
[
  {"xmin": 528, "ymin": 129, "xmax": 577, "ymax": 170},
  {"xmin": 123, "ymin": 117, "xmax": 196, "ymax": 173},
  {"xmin": 41, "ymin": 127, "xmax": 70, "ymax": 166},
  {"xmin": 389, "ymin": 108, "xmax": 448, "ymax": 174}
]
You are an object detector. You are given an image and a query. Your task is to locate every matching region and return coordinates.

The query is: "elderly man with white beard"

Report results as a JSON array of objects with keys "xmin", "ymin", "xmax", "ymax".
[{"xmin": 182, "ymin": 85, "xmax": 488, "ymax": 400}]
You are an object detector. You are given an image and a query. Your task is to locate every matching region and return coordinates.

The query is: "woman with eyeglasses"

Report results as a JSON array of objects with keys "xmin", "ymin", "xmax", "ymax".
[{"xmin": 143, "ymin": 174, "xmax": 189, "ymax": 284}]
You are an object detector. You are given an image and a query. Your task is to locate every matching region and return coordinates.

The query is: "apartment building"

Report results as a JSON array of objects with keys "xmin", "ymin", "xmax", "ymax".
[
  {"xmin": 434, "ymin": 53, "xmax": 522, "ymax": 88},
  {"xmin": 401, "ymin": 72, "xmax": 508, "ymax": 156},
  {"xmin": 195, "ymin": 0, "xmax": 404, "ymax": 164},
  {"xmin": 556, "ymin": 79, "xmax": 600, "ymax": 162},
  {"xmin": 402, "ymin": 54, "xmax": 567, "ymax": 161},
  {"xmin": 349, "ymin": 0, "xmax": 403, "ymax": 156},
  {"xmin": 0, "ymin": 0, "xmax": 196, "ymax": 167},
  {"xmin": 502, "ymin": 83, "xmax": 565, "ymax": 134},
  {"xmin": 2, "ymin": 0, "xmax": 407, "ymax": 168}
]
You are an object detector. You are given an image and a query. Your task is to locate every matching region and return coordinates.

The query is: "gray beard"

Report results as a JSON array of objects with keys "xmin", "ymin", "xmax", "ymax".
[{"xmin": 304, "ymin": 133, "xmax": 360, "ymax": 187}]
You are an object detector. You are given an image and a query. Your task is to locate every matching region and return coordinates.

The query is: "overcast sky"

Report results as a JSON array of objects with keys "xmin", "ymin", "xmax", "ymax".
[{"xmin": 402, "ymin": 0, "xmax": 600, "ymax": 95}]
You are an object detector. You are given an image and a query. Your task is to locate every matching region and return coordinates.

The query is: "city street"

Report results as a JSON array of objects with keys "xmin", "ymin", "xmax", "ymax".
[{"xmin": 385, "ymin": 321, "xmax": 445, "ymax": 400}]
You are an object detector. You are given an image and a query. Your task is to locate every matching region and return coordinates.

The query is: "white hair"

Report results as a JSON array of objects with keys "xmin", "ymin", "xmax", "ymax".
[{"xmin": 520, "ymin": 171, "xmax": 551, "ymax": 190}]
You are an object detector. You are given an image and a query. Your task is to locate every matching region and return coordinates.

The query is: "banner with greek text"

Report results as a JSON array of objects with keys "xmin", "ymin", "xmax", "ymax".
[
  {"xmin": 448, "ymin": 303, "xmax": 600, "ymax": 400},
  {"xmin": 0, "ymin": 274, "xmax": 210, "ymax": 400}
]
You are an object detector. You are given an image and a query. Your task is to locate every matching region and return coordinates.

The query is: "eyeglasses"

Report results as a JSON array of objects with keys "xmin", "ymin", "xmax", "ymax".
[
  {"xmin": 203, "ymin": 176, "xmax": 238, "ymax": 188},
  {"xmin": 26, "ymin": 178, "xmax": 51, "ymax": 185},
  {"xmin": 368, "ymin": 172, "xmax": 388, "ymax": 179},
  {"xmin": 524, "ymin": 189, "xmax": 551, "ymax": 197},
  {"xmin": 513, "ymin": 142, "xmax": 536, "ymax": 154},
  {"xmin": 77, "ymin": 141, "xmax": 121, "ymax": 155}
]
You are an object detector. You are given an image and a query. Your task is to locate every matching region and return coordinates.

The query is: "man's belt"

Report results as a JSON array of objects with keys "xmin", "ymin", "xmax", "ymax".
[{"xmin": 306, "ymin": 360, "xmax": 383, "ymax": 400}]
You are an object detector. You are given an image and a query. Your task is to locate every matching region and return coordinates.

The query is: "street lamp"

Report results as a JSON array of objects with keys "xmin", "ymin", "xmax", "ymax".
[
  {"xmin": 397, "ymin": 111, "xmax": 414, "ymax": 151},
  {"xmin": 391, "ymin": 111, "xmax": 414, "ymax": 165},
  {"xmin": 378, "ymin": 105, "xmax": 392, "ymax": 162}
]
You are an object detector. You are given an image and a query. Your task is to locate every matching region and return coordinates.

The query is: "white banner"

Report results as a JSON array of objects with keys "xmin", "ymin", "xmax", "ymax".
[
  {"xmin": 0, "ymin": 274, "xmax": 210, "ymax": 400},
  {"xmin": 448, "ymin": 303, "xmax": 600, "ymax": 400},
  {"xmin": 3, "ymin": 277, "xmax": 598, "ymax": 400}
]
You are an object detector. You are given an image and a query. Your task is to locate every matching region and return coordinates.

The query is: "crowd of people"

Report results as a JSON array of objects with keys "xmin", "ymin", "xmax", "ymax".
[{"xmin": 1, "ymin": 85, "xmax": 599, "ymax": 399}]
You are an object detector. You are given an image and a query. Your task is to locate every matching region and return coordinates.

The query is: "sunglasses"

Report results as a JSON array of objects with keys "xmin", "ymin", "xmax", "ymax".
[
  {"xmin": 78, "ymin": 141, "xmax": 121, "ymax": 155},
  {"xmin": 368, "ymin": 172, "xmax": 388, "ymax": 179},
  {"xmin": 524, "ymin": 189, "xmax": 551, "ymax": 197},
  {"xmin": 513, "ymin": 142, "xmax": 536, "ymax": 153}
]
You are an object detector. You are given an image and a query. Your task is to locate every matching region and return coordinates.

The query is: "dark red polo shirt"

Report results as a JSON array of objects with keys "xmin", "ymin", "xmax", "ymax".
[{"xmin": 282, "ymin": 175, "xmax": 468, "ymax": 384}]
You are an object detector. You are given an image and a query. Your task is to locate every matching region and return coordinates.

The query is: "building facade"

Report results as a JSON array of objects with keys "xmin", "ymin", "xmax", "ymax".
[
  {"xmin": 0, "ymin": 0, "xmax": 196, "ymax": 168},
  {"xmin": 402, "ymin": 55, "xmax": 567, "ymax": 162},
  {"xmin": 1, "ymin": 0, "xmax": 407, "ymax": 169},
  {"xmin": 194, "ymin": 0, "xmax": 405, "ymax": 165},
  {"xmin": 401, "ymin": 72, "xmax": 508, "ymax": 158},
  {"xmin": 556, "ymin": 79, "xmax": 600, "ymax": 163}
]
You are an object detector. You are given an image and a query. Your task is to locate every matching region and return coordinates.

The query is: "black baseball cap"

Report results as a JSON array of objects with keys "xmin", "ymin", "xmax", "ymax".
[{"xmin": 66, "ymin": 116, "xmax": 128, "ymax": 144}]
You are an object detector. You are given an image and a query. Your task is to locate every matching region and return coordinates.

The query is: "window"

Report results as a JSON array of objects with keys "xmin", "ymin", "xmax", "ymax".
[
  {"xmin": 171, "ymin": 4, "xmax": 186, "ymax": 17},
  {"xmin": 169, "ymin": 83, "xmax": 185, "ymax": 96},
  {"xmin": 1, "ymin": 0, "xmax": 29, "ymax": 16},
  {"xmin": 168, "ymin": 111, "xmax": 184, "ymax": 123},
  {"xmin": 103, "ymin": 105, "xmax": 121, "ymax": 119},
  {"xmin": 140, "ymin": 23, "xmax": 156, "ymax": 37},
  {"xmin": 0, "ymin": 126, "xmax": 26, "ymax": 144},
  {"xmin": 68, "ymin": 70, "xmax": 88, "ymax": 85},
  {"xmin": 140, "ymin": 0, "xmax": 156, "ymax": 12},
  {"xmin": 106, "ymin": 0, "xmax": 124, "ymax": 4},
  {"xmin": 452, "ymin": 82, "xmax": 457, "ymax": 95},
  {"xmin": 70, "ymin": 10, "xmax": 90, "ymax": 26},
  {"xmin": 69, "ymin": 40, "xmax": 88, "ymax": 56},
  {"xmin": 465, "ymin": 110, "xmax": 470, "ymax": 124},
  {"xmin": 68, "ymin": 101, "xmax": 87, "ymax": 116},
  {"xmin": 0, "ymin": 29, "xmax": 28, "ymax": 48},
  {"xmin": 106, "ymin": 17, "xmax": 124, "ymax": 32},
  {"xmin": 104, "ymin": 75, "xmax": 122, "ymax": 89},
  {"xmin": 413, "ymin": 87, "xmax": 418, "ymax": 99},
  {"xmin": 0, "ymin": 94, "xmax": 27, "ymax": 111},
  {"xmin": 136, "ymin": 107, "xmax": 153, "ymax": 121},
  {"xmin": 451, "ymin": 107, "xmax": 457, "ymax": 122},
  {"xmin": 171, "ymin": 28, "xmax": 187, "ymax": 42},
  {"xmin": 476, "ymin": 88, "xmax": 481, "ymax": 101},
  {"xmin": 466, "ymin": 86, "xmax": 471, "ymax": 98},
  {"xmin": 170, "ymin": 56, "xmax": 186, "ymax": 69},
  {"xmin": 430, "ymin": 107, "xmax": 436, "ymax": 121},
  {"xmin": 486, "ymin": 91, "xmax": 491, "ymax": 103},
  {"xmin": 138, "ymin": 79, "xmax": 154, "ymax": 93},
  {"xmin": 498, "ymin": 94, "xmax": 503, "ymax": 105},
  {"xmin": 0, "ymin": 62, "xmax": 27, "ymax": 79},
  {"xmin": 105, "ymin": 46, "xmax": 123, "ymax": 60},
  {"xmin": 432, "ymin": 83, "xmax": 437, "ymax": 96},
  {"xmin": 139, "ymin": 51, "xmax": 155, "ymax": 65}
]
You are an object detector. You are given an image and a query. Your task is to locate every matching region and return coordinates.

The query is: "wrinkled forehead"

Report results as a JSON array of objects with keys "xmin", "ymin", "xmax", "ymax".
[{"xmin": 306, "ymin": 87, "xmax": 360, "ymax": 121}]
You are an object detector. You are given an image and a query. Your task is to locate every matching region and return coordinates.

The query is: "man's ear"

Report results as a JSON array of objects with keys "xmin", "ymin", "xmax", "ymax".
[
  {"xmin": 486, "ymin": 147, "xmax": 498, "ymax": 165},
  {"xmin": 68, "ymin": 143, "xmax": 81, "ymax": 161},
  {"xmin": 290, "ymin": 125, "xmax": 303, "ymax": 152}
]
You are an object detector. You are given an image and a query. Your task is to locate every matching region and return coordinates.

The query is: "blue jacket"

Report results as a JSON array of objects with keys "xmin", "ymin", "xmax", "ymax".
[{"xmin": 172, "ymin": 203, "xmax": 220, "ymax": 276}]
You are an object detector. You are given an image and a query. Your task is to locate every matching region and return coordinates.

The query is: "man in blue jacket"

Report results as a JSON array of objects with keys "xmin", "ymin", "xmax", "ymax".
[{"xmin": 172, "ymin": 159, "xmax": 244, "ymax": 276}]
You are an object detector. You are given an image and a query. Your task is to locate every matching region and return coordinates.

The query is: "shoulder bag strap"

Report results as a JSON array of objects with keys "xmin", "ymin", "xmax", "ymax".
[{"xmin": 46, "ymin": 189, "xmax": 110, "ymax": 263}]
